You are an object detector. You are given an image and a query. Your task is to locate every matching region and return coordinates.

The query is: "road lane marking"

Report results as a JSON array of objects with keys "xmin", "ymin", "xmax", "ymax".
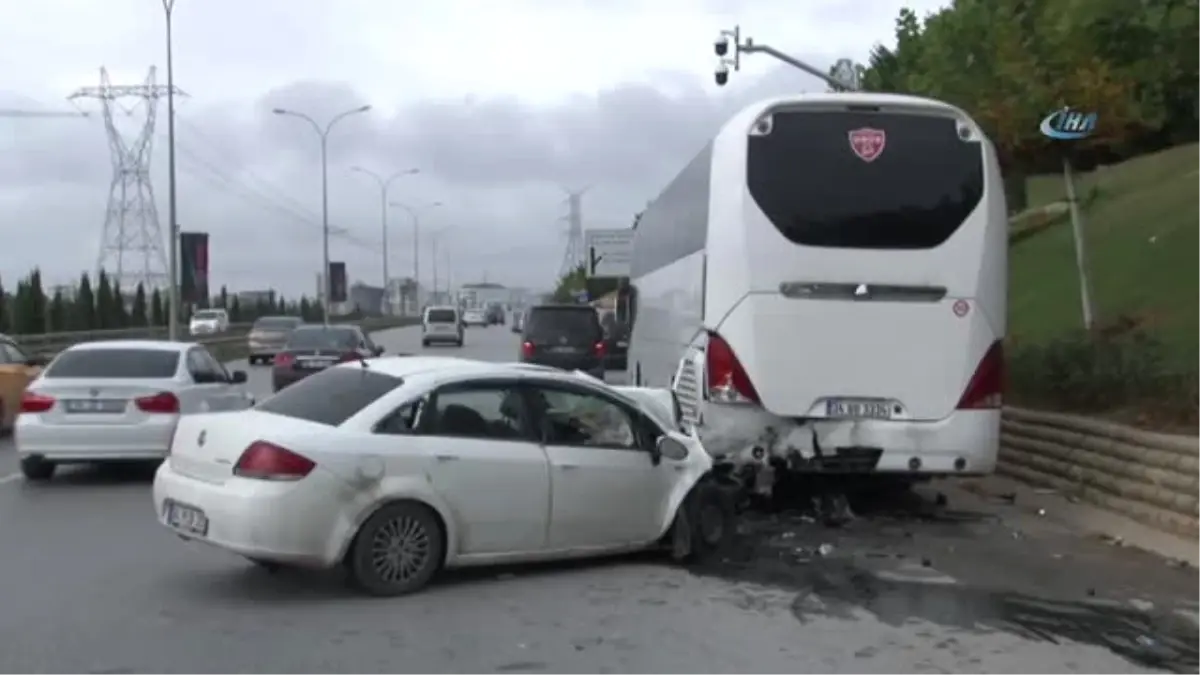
[{"xmin": 0, "ymin": 473, "xmax": 22, "ymax": 485}]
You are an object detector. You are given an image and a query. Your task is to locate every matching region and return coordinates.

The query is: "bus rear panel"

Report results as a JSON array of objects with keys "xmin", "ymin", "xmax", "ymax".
[{"xmin": 702, "ymin": 94, "xmax": 1007, "ymax": 476}]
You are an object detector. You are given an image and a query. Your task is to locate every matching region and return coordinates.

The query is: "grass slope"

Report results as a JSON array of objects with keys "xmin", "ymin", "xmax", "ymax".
[{"xmin": 1010, "ymin": 143, "xmax": 1199, "ymax": 371}]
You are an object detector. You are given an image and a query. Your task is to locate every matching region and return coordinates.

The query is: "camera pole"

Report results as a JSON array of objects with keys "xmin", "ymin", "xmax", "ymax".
[{"xmin": 714, "ymin": 26, "xmax": 860, "ymax": 91}]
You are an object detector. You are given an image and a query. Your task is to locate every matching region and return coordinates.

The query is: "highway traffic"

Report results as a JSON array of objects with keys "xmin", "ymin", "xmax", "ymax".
[{"xmin": 0, "ymin": 324, "xmax": 1196, "ymax": 673}]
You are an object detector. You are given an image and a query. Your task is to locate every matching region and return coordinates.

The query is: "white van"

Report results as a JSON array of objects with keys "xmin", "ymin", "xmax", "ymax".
[
  {"xmin": 421, "ymin": 306, "xmax": 464, "ymax": 347},
  {"xmin": 188, "ymin": 309, "xmax": 230, "ymax": 336},
  {"xmin": 625, "ymin": 92, "xmax": 1006, "ymax": 482}
]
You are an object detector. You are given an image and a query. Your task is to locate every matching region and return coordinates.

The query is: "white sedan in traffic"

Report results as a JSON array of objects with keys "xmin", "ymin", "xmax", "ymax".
[
  {"xmin": 154, "ymin": 356, "xmax": 729, "ymax": 596},
  {"xmin": 17, "ymin": 340, "xmax": 254, "ymax": 481}
]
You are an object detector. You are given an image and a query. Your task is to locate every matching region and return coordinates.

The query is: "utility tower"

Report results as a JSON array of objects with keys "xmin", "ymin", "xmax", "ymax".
[
  {"xmin": 558, "ymin": 187, "xmax": 589, "ymax": 278},
  {"xmin": 68, "ymin": 67, "xmax": 182, "ymax": 291}
]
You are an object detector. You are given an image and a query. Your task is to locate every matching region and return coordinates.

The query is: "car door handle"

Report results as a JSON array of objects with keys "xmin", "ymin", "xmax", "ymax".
[
  {"xmin": 434, "ymin": 454, "xmax": 460, "ymax": 462},
  {"xmin": 558, "ymin": 463, "xmax": 579, "ymax": 470}
]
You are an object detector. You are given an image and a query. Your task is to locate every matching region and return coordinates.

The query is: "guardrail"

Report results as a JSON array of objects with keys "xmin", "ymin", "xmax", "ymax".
[
  {"xmin": 998, "ymin": 406, "xmax": 1199, "ymax": 539},
  {"xmin": 16, "ymin": 317, "xmax": 420, "ymax": 360}
]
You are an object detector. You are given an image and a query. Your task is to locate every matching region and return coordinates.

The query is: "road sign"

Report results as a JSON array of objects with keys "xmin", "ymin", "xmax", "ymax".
[{"xmin": 584, "ymin": 228, "xmax": 634, "ymax": 278}]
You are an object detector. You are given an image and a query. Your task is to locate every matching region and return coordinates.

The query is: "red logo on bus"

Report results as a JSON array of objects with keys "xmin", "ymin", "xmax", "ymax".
[
  {"xmin": 953, "ymin": 299, "xmax": 970, "ymax": 317},
  {"xmin": 848, "ymin": 128, "xmax": 886, "ymax": 163}
]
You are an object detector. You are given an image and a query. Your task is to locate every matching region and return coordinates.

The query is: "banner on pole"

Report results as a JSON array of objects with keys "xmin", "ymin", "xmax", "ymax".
[
  {"xmin": 179, "ymin": 231, "xmax": 210, "ymax": 305},
  {"xmin": 328, "ymin": 262, "xmax": 347, "ymax": 303}
]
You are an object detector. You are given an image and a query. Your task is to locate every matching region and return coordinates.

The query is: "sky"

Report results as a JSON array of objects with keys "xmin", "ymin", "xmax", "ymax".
[{"xmin": 0, "ymin": 0, "xmax": 948, "ymax": 298}]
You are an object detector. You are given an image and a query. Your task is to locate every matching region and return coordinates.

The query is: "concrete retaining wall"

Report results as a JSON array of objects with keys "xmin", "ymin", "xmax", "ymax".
[{"xmin": 999, "ymin": 406, "xmax": 1199, "ymax": 538}]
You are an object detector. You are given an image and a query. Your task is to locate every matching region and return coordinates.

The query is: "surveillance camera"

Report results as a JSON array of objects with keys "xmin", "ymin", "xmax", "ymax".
[
  {"xmin": 714, "ymin": 35, "xmax": 730, "ymax": 57},
  {"xmin": 714, "ymin": 62, "xmax": 729, "ymax": 87}
]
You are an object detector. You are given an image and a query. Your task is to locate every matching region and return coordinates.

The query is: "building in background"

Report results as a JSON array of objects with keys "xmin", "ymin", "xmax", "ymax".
[
  {"xmin": 385, "ymin": 277, "xmax": 419, "ymax": 316},
  {"xmin": 346, "ymin": 282, "xmax": 384, "ymax": 317},
  {"xmin": 459, "ymin": 282, "xmax": 509, "ymax": 309},
  {"xmin": 237, "ymin": 289, "xmax": 275, "ymax": 308}
]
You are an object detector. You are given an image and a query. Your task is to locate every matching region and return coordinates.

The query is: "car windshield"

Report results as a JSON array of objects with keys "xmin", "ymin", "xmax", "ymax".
[
  {"xmin": 286, "ymin": 327, "xmax": 359, "ymax": 350},
  {"xmin": 193, "ymin": 311, "xmax": 222, "ymax": 320},
  {"xmin": 43, "ymin": 348, "xmax": 180, "ymax": 378},
  {"xmin": 253, "ymin": 317, "xmax": 300, "ymax": 330},
  {"xmin": 427, "ymin": 309, "xmax": 457, "ymax": 323}
]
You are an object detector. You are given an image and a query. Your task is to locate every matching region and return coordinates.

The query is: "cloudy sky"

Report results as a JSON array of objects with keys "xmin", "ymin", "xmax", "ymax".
[{"xmin": 0, "ymin": 0, "xmax": 946, "ymax": 298}]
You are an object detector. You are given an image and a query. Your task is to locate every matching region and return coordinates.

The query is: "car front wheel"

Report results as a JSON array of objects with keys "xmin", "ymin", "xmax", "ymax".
[{"xmin": 346, "ymin": 501, "xmax": 445, "ymax": 597}]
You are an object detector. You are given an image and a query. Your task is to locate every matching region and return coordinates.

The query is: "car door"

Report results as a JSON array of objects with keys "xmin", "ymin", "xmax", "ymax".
[
  {"xmin": 525, "ymin": 380, "xmax": 681, "ymax": 550},
  {"xmin": 0, "ymin": 340, "xmax": 35, "ymax": 428},
  {"xmin": 394, "ymin": 379, "xmax": 551, "ymax": 555},
  {"xmin": 195, "ymin": 347, "xmax": 251, "ymax": 410},
  {"xmin": 182, "ymin": 348, "xmax": 229, "ymax": 413}
]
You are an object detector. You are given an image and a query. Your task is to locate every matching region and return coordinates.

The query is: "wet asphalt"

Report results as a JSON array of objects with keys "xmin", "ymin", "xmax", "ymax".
[{"xmin": 0, "ymin": 325, "xmax": 1196, "ymax": 673}]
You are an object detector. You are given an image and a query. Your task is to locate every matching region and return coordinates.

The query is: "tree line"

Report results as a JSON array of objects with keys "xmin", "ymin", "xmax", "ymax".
[
  {"xmin": 0, "ymin": 269, "xmax": 326, "ymax": 336},
  {"xmin": 845, "ymin": 0, "xmax": 1197, "ymax": 208}
]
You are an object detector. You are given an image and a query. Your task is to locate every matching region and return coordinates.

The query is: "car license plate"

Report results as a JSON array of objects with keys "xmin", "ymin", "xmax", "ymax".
[
  {"xmin": 297, "ymin": 358, "xmax": 333, "ymax": 370},
  {"xmin": 166, "ymin": 501, "xmax": 209, "ymax": 536},
  {"xmin": 825, "ymin": 399, "xmax": 893, "ymax": 420},
  {"xmin": 550, "ymin": 346, "xmax": 579, "ymax": 354},
  {"xmin": 63, "ymin": 399, "xmax": 126, "ymax": 414}
]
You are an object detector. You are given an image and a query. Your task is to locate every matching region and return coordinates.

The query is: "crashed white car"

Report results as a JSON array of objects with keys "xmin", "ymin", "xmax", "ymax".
[{"xmin": 154, "ymin": 356, "xmax": 728, "ymax": 596}]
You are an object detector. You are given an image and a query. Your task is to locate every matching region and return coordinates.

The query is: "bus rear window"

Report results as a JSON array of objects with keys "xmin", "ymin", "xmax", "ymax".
[{"xmin": 747, "ymin": 110, "xmax": 984, "ymax": 250}]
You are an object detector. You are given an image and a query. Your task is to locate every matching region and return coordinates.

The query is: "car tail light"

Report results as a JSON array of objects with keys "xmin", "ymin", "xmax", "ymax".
[
  {"xmin": 705, "ymin": 332, "xmax": 760, "ymax": 404},
  {"xmin": 521, "ymin": 341, "xmax": 535, "ymax": 358},
  {"xmin": 274, "ymin": 353, "xmax": 295, "ymax": 368},
  {"xmin": 135, "ymin": 391, "xmax": 180, "ymax": 414},
  {"xmin": 234, "ymin": 441, "xmax": 315, "ymax": 481},
  {"xmin": 593, "ymin": 341, "xmax": 607, "ymax": 357},
  {"xmin": 957, "ymin": 341, "xmax": 1004, "ymax": 409},
  {"xmin": 20, "ymin": 392, "xmax": 55, "ymax": 413}
]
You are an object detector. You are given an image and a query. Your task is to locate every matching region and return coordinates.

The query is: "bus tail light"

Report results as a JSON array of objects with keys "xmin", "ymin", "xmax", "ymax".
[
  {"xmin": 705, "ymin": 332, "xmax": 760, "ymax": 404},
  {"xmin": 957, "ymin": 341, "xmax": 1004, "ymax": 409}
]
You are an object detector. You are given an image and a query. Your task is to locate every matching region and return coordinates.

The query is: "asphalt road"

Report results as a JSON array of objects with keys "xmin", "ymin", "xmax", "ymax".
[{"xmin": 0, "ymin": 325, "xmax": 1196, "ymax": 673}]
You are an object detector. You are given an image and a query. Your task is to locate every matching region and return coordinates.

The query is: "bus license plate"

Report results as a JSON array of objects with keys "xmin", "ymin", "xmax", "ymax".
[
  {"xmin": 166, "ymin": 501, "xmax": 209, "ymax": 536},
  {"xmin": 825, "ymin": 399, "xmax": 892, "ymax": 420}
]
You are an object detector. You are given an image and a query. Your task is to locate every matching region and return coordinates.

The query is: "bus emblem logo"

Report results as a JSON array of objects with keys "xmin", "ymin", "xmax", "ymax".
[
  {"xmin": 953, "ymin": 299, "xmax": 970, "ymax": 317},
  {"xmin": 848, "ymin": 128, "xmax": 886, "ymax": 163}
]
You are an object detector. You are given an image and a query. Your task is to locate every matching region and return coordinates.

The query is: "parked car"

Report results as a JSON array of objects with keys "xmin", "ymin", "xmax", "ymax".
[
  {"xmin": 188, "ymin": 309, "xmax": 230, "ymax": 336},
  {"xmin": 271, "ymin": 324, "xmax": 383, "ymax": 392},
  {"xmin": 462, "ymin": 309, "xmax": 488, "ymax": 327},
  {"xmin": 15, "ymin": 340, "xmax": 252, "ymax": 481},
  {"xmin": 0, "ymin": 333, "xmax": 44, "ymax": 436},
  {"xmin": 247, "ymin": 315, "xmax": 303, "ymax": 365},
  {"xmin": 519, "ymin": 304, "xmax": 607, "ymax": 379},
  {"xmin": 421, "ymin": 306, "xmax": 464, "ymax": 348},
  {"xmin": 153, "ymin": 357, "xmax": 727, "ymax": 596}
]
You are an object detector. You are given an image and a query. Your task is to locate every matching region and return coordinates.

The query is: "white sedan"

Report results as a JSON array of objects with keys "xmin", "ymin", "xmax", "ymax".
[
  {"xmin": 154, "ymin": 357, "xmax": 729, "ymax": 596},
  {"xmin": 16, "ymin": 340, "xmax": 254, "ymax": 481},
  {"xmin": 461, "ymin": 309, "xmax": 488, "ymax": 327}
]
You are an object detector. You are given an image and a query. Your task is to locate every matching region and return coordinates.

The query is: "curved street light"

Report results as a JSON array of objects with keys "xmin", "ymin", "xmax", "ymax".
[
  {"xmin": 351, "ymin": 166, "xmax": 419, "ymax": 313},
  {"xmin": 273, "ymin": 104, "xmax": 371, "ymax": 323},
  {"xmin": 389, "ymin": 200, "xmax": 443, "ymax": 308}
]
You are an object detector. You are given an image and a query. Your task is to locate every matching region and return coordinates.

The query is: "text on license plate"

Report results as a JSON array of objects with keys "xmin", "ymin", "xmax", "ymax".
[
  {"xmin": 825, "ymin": 399, "xmax": 893, "ymax": 420},
  {"xmin": 550, "ymin": 346, "xmax": 579, "ymax": 354},
  {"xmin": 63, "ymin": 399, "xmax": 126, "ymax": 413},
  {"xmin": 166, "ymin": 501, "xmax": 209, "ymax": 535},
  {"xmin": 297, "ymin": 359, "xmax": 334, "ymax": 369}
]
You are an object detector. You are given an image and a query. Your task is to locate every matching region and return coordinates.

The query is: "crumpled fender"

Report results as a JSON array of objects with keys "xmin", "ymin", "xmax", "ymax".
[{"xmin": 654, "ymin": 430, "xmax": 714, "ymax": 540}]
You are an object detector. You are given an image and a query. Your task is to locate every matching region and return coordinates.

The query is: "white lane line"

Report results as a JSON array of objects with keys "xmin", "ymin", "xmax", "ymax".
[{"xmin": 0, "ymin": 473, "xmax": 22, "ymax": 485}]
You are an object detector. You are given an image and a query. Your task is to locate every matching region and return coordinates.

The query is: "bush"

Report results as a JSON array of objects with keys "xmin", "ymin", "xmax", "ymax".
[{"xmin": 1007, "ymin": 326, "xmax": 1198, "ymax": 426}]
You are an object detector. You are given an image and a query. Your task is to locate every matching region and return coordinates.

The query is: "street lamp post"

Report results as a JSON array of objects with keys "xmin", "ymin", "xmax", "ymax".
[
  {"xmin": 351, "ymin": 166, "xmax": 419, "ymax": 314},
  {"xmin": 712, "ymin": 25, "xmax": 861, "ymax": 91},
  {"xmin": 428, "ymin": 226, "xmax": 454, "ymax": 302},
  {"xmin": 389, "ymin": 201, "xmax": 442, "ymax": 308},
  {"xmin": 273, "ymin": 104, "xmax": 372, "ymax": 324},
  {"xmin": 162, "ymin": 0, "xmax": 180, "ymax": 340}
]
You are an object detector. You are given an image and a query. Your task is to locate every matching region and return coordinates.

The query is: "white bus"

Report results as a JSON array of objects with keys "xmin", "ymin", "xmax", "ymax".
[{"xmin": 626, "ymin": 92, "xmax": 1007, "ymax": 482}]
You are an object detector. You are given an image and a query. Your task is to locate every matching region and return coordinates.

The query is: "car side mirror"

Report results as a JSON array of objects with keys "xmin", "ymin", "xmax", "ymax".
[
  {"xmin": 229, "ymin": 370, "xmax": 248, "ymax": 384},
  {"xmin": 653, "ymin": 435, "xmax": 689, "ymax": 464},
  {"xmin": 24, "ymin": 356, "xmax": 48, "ymax": 368}
]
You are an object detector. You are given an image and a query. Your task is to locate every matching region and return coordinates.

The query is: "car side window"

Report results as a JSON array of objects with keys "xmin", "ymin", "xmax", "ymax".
[
  {"xmin": 528, "ymin": 386, "xmax": 638, "ymax": 450},
  {"xmin": 197, "ymin": 348, "xmax": 229, "ymax": 379},
  {"xmin": 0, "ymin": 342, "xmax": 18, "ymax": 364},
  {"xmin": 186, "ymin": 349, "xmax": 220, "ymax": 381},
  {"xmin": 375, "ymin": 398, "xmax": 424, "ymax": 436},
  {"xmin": 424, "ymin": 385, "xmax": 529, "ymax": 442}
]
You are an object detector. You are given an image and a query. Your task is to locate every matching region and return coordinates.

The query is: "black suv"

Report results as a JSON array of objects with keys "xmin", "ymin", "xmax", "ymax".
[{"xmin": 518, "ymin": 304, "xmax": 606, "ymax": 379}]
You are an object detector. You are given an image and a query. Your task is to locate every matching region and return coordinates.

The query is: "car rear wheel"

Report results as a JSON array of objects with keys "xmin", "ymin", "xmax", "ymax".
[
  {"xmin": 346, "ymin": 501, "xmax": 445, "ymax": 597},
  {"xmin": 20, "ymin": 456, "xmax": 55, "ymax": 482},
  {"xmin": 421, "ymin": 339, "xmax": 430, "ymax": 347}
]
